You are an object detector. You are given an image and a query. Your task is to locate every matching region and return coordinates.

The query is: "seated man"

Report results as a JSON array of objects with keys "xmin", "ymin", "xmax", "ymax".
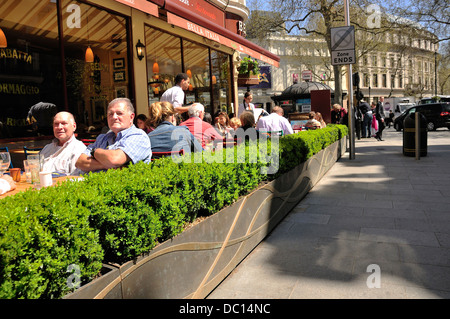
[
  {"xmin": 179, "ymin": 103, "xmax": 223, "ymax": 147},
  {"xmin": 256, "ymin": 106, "xmax": 293, "ymax": 136},
  {"xmin": 40, "ymin": 111, "xmax": 86, "ymax": 175},
  {"xmin": 75, "ymin": 98, "xmax": 152, "ymax": 173}
]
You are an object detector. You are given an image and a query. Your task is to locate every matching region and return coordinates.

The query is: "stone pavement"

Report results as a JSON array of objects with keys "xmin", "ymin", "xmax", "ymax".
[{"xmin": 208, "ymin": 127, "xmax": 450, "ymax": 299}]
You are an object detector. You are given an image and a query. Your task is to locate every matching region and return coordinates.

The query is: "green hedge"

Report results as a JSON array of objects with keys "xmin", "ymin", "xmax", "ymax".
[{"xmin": 0, "ymin": 125, "xmax": 347, "ymax": 299}]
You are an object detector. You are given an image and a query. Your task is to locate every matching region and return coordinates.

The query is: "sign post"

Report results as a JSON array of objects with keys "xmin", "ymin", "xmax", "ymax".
[{"xmin": 331, "ymin": 0, "xmax": 356, "ymax": 160}]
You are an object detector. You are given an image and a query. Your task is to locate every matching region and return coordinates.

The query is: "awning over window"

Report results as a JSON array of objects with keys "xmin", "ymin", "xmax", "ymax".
[
  {"xmin": 114, "ymin": 0, "xmax": 280, "ymax": 67},
  {"xmin": 163, "ymin": 0, "xmax": 280, "ymax": 67},
  {"xmin": 114, "ymin": 0, "xmax": 159, "ymax": 17}
]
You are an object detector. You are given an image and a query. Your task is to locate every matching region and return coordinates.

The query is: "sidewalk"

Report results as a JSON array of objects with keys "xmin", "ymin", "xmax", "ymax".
[{"xmin": 208, "ymin": 127, "xmax": 450, "ymax": 299}]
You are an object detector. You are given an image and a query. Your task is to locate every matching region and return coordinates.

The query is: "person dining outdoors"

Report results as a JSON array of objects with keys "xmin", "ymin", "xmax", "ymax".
[
  {"xmin": 75, "ymin": 98, "xmax": 152, "ymax": 173},
  {"xmin": 0, "ymin": 175, "xmax": 16, "ymax": 195},
  {"xmin": 314, "ymin": 112, "xmax": 327, "ymax": 128},
  {"xmin": 40, "ymin": 111, "xmax": 86, "ymax": 176},
  {"xmin": 229, "ymin": 117, "xmax": 241, "ymax": 135},
  {"xmin": 214, "ymin": 111, "xmax": 233, "ymax": 139},
  {"xmin": 256, "ymin": 106, "xmax": 293, "ymax": 136},
  {"xmin": 305, "ymin": 111, "xmax": 322, "ymax": 130},
  {"xmin": 147, "ymin": 101, "xmax": 202, "ymax": 156},
  {"xmin": 136, "ymin": 114, "xmax": 151, "ymax": 133},
  {"xmin": 239, "ymin": 111, "xmax": 259, "ymax": 141},
  {"xmin": 331, "ymin": 103, "xmax": 348, "ymax": 125},
  {"xmin": 179, "ymin": 103, "xmax": 223, "ymax": 148}
]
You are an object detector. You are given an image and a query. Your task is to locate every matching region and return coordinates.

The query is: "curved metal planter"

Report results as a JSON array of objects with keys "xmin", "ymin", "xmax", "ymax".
[{"xmin": 65, "ymin": 137, "xmax": 346, "ymax": 299}]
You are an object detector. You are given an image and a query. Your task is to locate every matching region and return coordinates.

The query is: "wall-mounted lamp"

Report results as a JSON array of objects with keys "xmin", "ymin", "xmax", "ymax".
[
  {"xmin": 0, "ymin": 27, "xmax": 7, "ymax": 48},
  {"xmin": 136, "ymin": 39, "xmax": 145, "ymax": 60}
]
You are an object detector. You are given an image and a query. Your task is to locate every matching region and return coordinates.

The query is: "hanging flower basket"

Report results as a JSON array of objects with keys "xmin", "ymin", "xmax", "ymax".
[
  {"xmin": 238, "ymin": 74, "xmax": 260, "ymax": 86},
  {"xmin": 237, "ymin": 57, "xmax": 260, "ymax": 86}
]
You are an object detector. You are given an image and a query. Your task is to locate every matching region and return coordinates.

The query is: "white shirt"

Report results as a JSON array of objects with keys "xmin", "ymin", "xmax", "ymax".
[
  {"xmin": 40, "ymin": 135, "xmax": 86, "ymax": 175},
  {"xmin": 160, "ymin": 85, "xmax": 184, "ymax": 108},
  {"xmin": 238, "ymin": 102, "xmax": 255, "ymax": 117},
  {"xmin": 256, "ymin": 113, "xmax": 294, "ymax": 135}
]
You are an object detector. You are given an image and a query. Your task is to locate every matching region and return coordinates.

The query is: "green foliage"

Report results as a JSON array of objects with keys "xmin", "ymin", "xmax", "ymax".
[
  {"xmin": 237, "ymin": 57, "xmax": 260, "ymax": 75},
  {"xmin": 0, "ymin": 125, "xmax": 347, "ymax": 298}
]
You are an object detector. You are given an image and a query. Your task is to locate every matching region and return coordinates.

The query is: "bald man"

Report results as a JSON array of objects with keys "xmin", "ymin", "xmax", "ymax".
[
  {"xmin": 40, "ymin": 111, "xmax": 86, "ymax": 175},
  {"xmin": 256, "ymin": 106, "xmax": 294, "ymax": 136}
]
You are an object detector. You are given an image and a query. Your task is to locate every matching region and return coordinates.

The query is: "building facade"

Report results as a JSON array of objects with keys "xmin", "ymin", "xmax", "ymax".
[
  {"xmin": 247, "ymin": 19, "xmax": 438, "ymax": 108},
  {"xmin": 0, "ymin": 0, "xmax": 279, "ymax": 139}
]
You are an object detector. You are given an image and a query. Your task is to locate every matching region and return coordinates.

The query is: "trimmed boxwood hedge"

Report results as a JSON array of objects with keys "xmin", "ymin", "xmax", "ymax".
[{"xmin": 0, "ymin": 125, "xmax": 347, "ymax": 299}]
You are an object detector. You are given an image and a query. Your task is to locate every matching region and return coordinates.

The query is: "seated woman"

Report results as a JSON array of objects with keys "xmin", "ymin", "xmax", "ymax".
[
  {"xmin": 238, "ymin": 111, "xmax": 259, "ymax": 141},
  {"xmin": 305, "ymin": 111, "xmax": 322, "ymax": 130},
  {"xmin": 136, "ymin": 113, "xmax": 151, "ymax": 133},
  {"xmin": 315, "ymin": 112, "xmax": 327, "ymax": 128},
  {"xmin": 229, "ymin": 117, "xmax": 241, "ymax": 135},
  {"xmin": 214, "ymin": 111, "xmax": 233, "ymax": 139},
  {"xmin": 147, "ymin": 101, "xmax": 202, "ymax": 158}
]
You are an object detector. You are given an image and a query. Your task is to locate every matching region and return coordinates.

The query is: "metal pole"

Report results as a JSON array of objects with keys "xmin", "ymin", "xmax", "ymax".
[
  {"xmin": 435, "ymin": 51, "xmax": 438, "ymax": 96},
  {"xmin": 344, "ymin": 0, "xmax": 355, "ymax": 159}
]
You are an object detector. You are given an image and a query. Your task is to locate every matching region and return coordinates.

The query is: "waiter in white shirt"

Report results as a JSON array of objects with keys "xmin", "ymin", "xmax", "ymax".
[
  {"xmin": 40, "ymin": 111, "xmax": 86, "ymax": 175},
  {"xmin": 160, "ymin": 73, "xmax": 190, "ymax": 114},
  {"xmin": 238, "ymin": 91, "xmax": 255, "ymax": 116},
  {"xmin": 256, "ymin": 106, "xmax": 294, "ymax": 136}
]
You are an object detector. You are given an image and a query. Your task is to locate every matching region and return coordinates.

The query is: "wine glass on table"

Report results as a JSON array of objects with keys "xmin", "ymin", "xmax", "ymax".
[{"xmin": 0, "ymin": 152, "xmax": 11, "ymax": 177}]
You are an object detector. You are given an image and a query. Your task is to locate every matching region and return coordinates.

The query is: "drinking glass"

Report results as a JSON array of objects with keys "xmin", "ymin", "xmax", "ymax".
[{"xmin": 0, "ymin": 152, "xmax": 11, "ymax": 176}]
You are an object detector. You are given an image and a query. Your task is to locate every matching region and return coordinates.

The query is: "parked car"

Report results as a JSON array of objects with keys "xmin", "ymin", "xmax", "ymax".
[
  {"xmin": 420, "ymin": 95, "xmax": 450, "ymax": 104},
  {"xmin": 393, "ymin": 102, "xmax": 450, "ymax": 131}
]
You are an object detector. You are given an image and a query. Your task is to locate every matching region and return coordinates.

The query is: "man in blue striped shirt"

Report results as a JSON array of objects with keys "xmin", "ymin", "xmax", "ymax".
[{"xmin": 76, "ymin": 98, "xmax": 152, "ymax": 173}]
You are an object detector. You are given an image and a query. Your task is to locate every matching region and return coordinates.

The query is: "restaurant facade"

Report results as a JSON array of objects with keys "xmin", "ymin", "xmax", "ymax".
[{"xmin": 0, "ymin": 0, "xmax": 279, "ymax": 139}]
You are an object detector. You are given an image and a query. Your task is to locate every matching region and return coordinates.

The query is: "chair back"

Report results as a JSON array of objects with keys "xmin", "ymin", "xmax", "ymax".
[
  {"xmin": 259, "ymin": 130, "xmax": 284, "ymax": 137},
  {"xmin": 81, "ymin": 139, "xmax": 96, "ymax": 146},
  {"xmin": 23, "ymin": 146, "xmax": 43, "ymax": 159}
]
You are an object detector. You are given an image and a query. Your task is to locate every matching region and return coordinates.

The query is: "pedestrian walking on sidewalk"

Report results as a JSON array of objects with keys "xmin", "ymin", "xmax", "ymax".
[
  {"xmin": 374, "ymin": 97, "xmax": 386, "ymax": 141},
  {"xmin": 359, "ymin": 100, "xmax": 372, "ymax": 138}
]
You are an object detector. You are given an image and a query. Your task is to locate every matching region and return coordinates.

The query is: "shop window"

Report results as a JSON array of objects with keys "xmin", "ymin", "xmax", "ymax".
[
  {"xmin": 62, "ymin": 0, "xmax": 129, "ymax": 130},
  {"xmin": 0, "ymin": 0, "xmax": 130, "ymax": 138},
  {"xmin": 0, "ymin": 0, "xmax": 62, "ymax": 138},
  {"xmin": 143, "ymin": 26, "xmax": 232, "ymax": 118},
  {"xmin": 182, "ymin": 39, "xmax": 210, "ymax": 111},
  {"xmin": 145, "ymin": 26, "xmax": 182, "ymax": 105},
  {"xmin": 211, "ymin": 50, "xmax": 232, "ymax": 115}
]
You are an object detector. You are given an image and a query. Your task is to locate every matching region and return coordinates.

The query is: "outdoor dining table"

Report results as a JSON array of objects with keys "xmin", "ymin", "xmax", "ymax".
[{"xmin": 0, "ymin": 172, "xmax": 82, "ymax": 199}]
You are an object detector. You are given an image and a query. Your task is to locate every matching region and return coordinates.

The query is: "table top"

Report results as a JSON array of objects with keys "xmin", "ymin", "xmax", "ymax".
[{"xmin": 0, "ymin": 173, "xmax": 82, "ymax": 199}]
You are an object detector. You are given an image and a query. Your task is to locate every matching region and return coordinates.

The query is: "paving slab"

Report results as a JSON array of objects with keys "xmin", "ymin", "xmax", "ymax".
[{"xmin": 208, "ymin": 128, "xmax": 450, "ymax": 299}]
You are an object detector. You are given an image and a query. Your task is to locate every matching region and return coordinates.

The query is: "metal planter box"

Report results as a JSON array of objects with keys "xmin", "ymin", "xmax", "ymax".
[{"xmin": 65, "ymin": 137, "xmax": 346, "ymax": 299}]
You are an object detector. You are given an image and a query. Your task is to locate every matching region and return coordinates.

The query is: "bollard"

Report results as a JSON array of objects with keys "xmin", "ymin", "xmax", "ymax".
[{"xmin": 403, "ymin": 112, "xmax": 427, "ymax": 157}]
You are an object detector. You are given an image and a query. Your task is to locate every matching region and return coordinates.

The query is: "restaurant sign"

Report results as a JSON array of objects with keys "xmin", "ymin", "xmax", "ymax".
[
  {"xmin": 165, "ymin": 0, "xmax": 225, "ymax": 28},
  {"xmin": 114, "ymin": 0, "xmax": 158, "ymax": 17},
  {"xmin": 167, "ymin": 12, "xmax": 279, "ymax": 67}
]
